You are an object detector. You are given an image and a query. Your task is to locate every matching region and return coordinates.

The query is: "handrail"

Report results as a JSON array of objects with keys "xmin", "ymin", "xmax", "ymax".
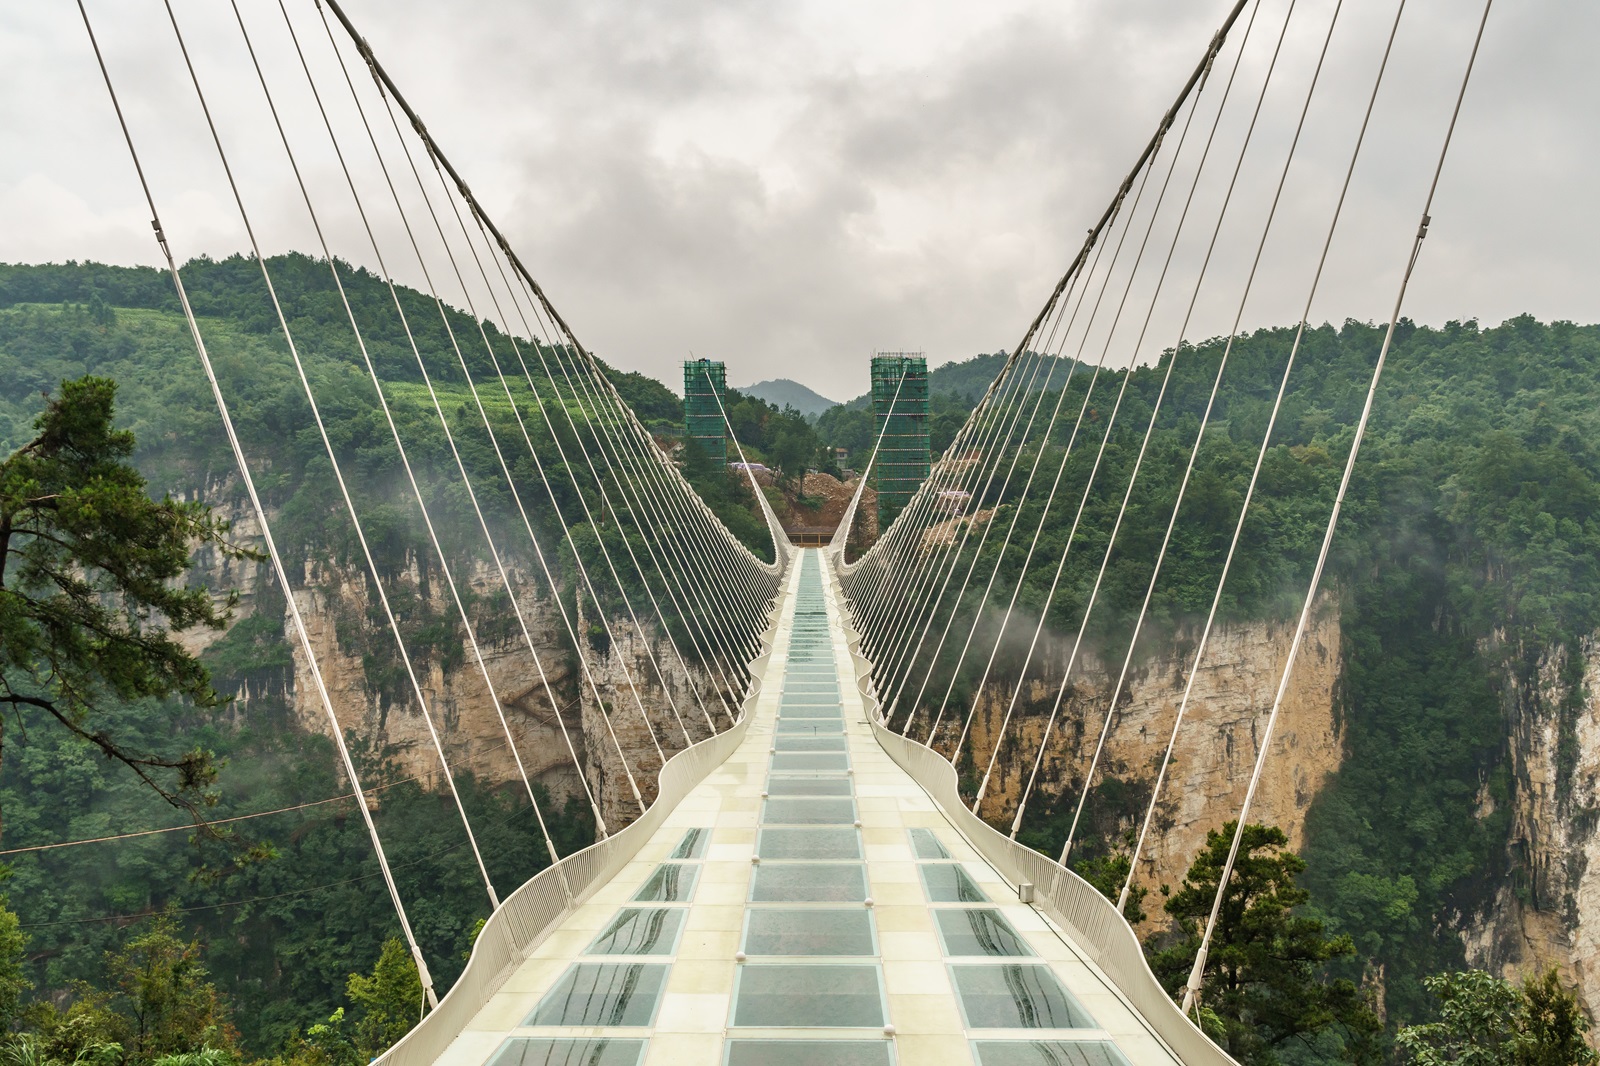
[
  {"xmin": 824, "ymin": 557, "xmax": 1239, "ymax": 1066},
  {"xmin": 374, "ymin": 561, "xmax": 789, "ymax": 1065}
]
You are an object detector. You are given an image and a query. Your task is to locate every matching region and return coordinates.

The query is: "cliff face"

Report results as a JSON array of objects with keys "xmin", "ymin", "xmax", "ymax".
[
  {"xmin": 186, "ymin": 481, "xmax": 731, "ymax": 832},
  {"xmin": 960, "ymin": 598, "xmax": 1345, "ymax": 897},
  {"xmin": 1466, "ymin": 634, "xmax": 1600, "ymax": 1018},
  {"xmin": 188, "ymin": 479, "xmax": 1600, "ymax": 1014}
]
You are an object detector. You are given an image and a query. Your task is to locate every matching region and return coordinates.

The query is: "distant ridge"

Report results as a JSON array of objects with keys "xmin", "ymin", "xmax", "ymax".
[
  {"xmin": 738, "ymin": 378, "xmax": 841, "ymax": 418},
  {"xmin": 835, "ymin": 351, "xmax": 1087, "ymax": 410}
]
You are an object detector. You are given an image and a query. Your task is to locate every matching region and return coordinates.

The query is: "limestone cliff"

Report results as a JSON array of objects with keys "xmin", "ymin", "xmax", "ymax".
[
  {"xmin": 958, "ymin": 597, "xmax": 1345, "ymax": 898},
  {"xmin": 185, "ymin": 479, "xmax": 736, "ymax": 833},
  {"xmin": 1464, "ymin": 634, "xmax": 1600, "ymax": 1018}
]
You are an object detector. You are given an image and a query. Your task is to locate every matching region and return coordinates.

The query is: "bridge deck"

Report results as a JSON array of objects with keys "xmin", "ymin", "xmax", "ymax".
[{"xmin": 436, "ymin": 550, "xmax": 1184, "ymax": 1066}]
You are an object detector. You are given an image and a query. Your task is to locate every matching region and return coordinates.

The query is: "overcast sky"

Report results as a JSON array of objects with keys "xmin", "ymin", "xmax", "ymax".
[{"xmin": 3, "ymin": 0, "xmax": 1595, "ymax": 401}]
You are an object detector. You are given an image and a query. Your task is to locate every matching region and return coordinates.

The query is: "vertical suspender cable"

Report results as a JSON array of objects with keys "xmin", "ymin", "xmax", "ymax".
[
  {"xmin": 285, "ymin": 0, "xmax": 613, "ymax": 834},
  {"xmin": 1182, "ymin": 0, "xmax": 1494, "ymax": 1013},
  {"xmin": 519, "ymin": 316, "xmax": 750, "ymax": 721},
  {"xmin": 870, "ymin": 348, "xmax": 1051, "ymax": 691},
  {"xmin": 1007, "ymin": 0, "xmax": 1302, "ymax": 842},
  {"xmin": 74, "ymin": 0, "xmax": 438, "ymax": 1008},
  {"xmin": 955, "ymin": 11, "xmax": 1243, "ymax": 783},
  {"xmin": 1055, "ymin": 0, "xmax": 1351, "ymax": 863},
  {"xmin": 407, "ymin": 146, "xmax": 695, "ymax": 751},
  {"xmin": 450, "ymin": 210, "xmax": 723, "ymax": 735},
  {"xmin": 220, "ymin": 0, "xmax": 523, "ymax": 903},
  {"xmin": 1120, "ymin": 0, "xmax": 1411, "ymax": 919}
]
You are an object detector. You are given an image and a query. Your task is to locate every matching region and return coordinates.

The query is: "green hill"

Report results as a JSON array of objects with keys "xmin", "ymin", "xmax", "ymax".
[
  {"xmin": 738, "ymin": 377, "xmax": 840, "ymax": 419},
  {"xmin": 7, "ymin": 255, "xmax": 1600, "ymax": 1055}
]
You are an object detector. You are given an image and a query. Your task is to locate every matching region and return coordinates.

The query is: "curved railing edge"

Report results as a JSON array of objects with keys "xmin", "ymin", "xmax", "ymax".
[
  {"xmin": 823, "ymin": 559, "xmax": 1238, "ymax": 1066},
  {"xmin": 376, "ymin": 562, "xmax": 790, "ymax": 1066}
]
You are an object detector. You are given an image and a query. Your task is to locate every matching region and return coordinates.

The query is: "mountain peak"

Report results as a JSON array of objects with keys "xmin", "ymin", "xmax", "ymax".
[{"xmin": 737, "ymin": 378, "xmax": 841, "ymax": 418}]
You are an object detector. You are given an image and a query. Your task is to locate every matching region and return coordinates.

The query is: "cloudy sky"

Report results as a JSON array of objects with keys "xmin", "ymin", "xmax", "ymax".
[{"xmin": 3, "ymin": 0, "xmax": 1595, "ymax": 401}]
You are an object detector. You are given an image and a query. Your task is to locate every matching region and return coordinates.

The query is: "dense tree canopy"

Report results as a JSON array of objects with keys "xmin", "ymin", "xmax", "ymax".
[
  {"xmin": 0, "ymin": 377, "xmax": 244, "ymax": 844},
  {"xmin": 1147, "ymin": 823, "xmax": 1379, "ymax": 1064},
  {"xmin": 4, "ymin": 261, "xmax": 1600, "ymax": 1060}
]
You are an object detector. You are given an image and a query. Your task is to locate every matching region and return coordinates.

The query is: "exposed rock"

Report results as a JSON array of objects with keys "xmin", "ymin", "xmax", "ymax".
[
  {"xmin": 1466, "ymin": 634, "xmax": 1600, "ymax": 1017},
  {"xmin": 958, "ymin": 597, "xmax": 1344, "ymax": 898},
  {"xmin": 190, "ymin": 480, "xmax": 735, "ymax": 834}
]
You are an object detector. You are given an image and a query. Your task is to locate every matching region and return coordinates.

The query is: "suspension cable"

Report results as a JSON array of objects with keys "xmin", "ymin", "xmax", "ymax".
[
  {"xmin": 1008, "ymin": 0, "xmax": 1303, "ymax": 843},
  {"xmin": 1182, "ymin": 0, "xmax": 1494, "ymax": 1014},
  {"xmin": 76, "ymin": 0, "xmax": 437, "ymax": 1007},
  {"xmin": 1120, "ymin": 0, "xmax": 1410, "ymax": 920},
  {"xmin": 534, "ymin": 340, "xmax": 753, "ymax": 716},
  {"xmin": 869, "ymin": 347, "xmax": 1053, "ymax": 698},
  {"xmin": 954, "ymin": 12, "xmax": 1239, "ymax": 783},
  {"xmin": 460, "ymin": 213, "xmax": 729, "ymax": 732},
  {"xmin": 929, "ymin": 83, "xmax": 1197, "ymax": 751},
  {"xmin": 410, "ymin": 143, "xmax": 696, "ymax": 752},
  {"xmin": 219, "ymin": 0, "xmax": 518, "ymax": 905},
  {"xmin": 299, "ymin": 0, "xmax": 612, "ymax": 832},
  {"xmin": 1057, "ymin": 0, "xmax": 1351, "ymax": 863}
]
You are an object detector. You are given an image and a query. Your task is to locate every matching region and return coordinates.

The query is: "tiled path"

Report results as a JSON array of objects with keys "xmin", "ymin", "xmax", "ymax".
[{"xmin": 437, "ymin": 550, "xmax": 1185, "ymax": 1066}]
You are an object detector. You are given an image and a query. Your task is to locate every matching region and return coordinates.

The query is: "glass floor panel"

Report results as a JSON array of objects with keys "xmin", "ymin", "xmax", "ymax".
[
  {"xmin": 525, "ymin": 963, "xmax": 669, "ymax": 1027},
  {"xmin": 726, "ymin": 1041, "xmax": 892, "ymax": 1066},
  {"xmin": 731, "ymin": 964, "xmax": 885, "ymax": 1027},
  {"xmin": 935, "ymin": 909, "xmax": 1033, "ymax": 957},
  {"xmin": 743, "ymin": 908, "xmax": 876, "ymax": 955},
  {"xmin": 762, "ymin": 798, "xmax": 856, "ymax": 824},
  {"xmin": 758, "ymin": 827, "xmax": 862, "ymax": 860},
  {"xmin": 586, "ymin": 907, "xmax": 686, "ymax": 956},
  {"xmin": 632, "ymin": 863, "xmax": 700, "ymax": 902},
  {"xmin": 774, "ymin": 736, "xmax": 849, "ymax": 753},
  {"xmin": 776, "ymin": 719, "xmax": 845, "ymax": 734},
  {"xmin": 920, "ymin": 864, "xmax": 989, "ymax": 903},
  {"xmin": 951, "ymin": 965, "xmax": 1096, "ymax": 1029},
  {"xmin": 488, "ymin": 1037, "xmax": 647, "ymax": 1066},
  {"xmin": 909, "ymin": 828, "xmax": 951, "ymax": 859},
  {"xmin": 751, "ymin": 863, "xmax": 868, "ymax": 902},
  {"xmin": 670, "ymin": 828, "xmax": 711, "ymax": 859},
  {"xmin": 779, "ymin": 706, "xmax": 844, "ymax": 719},
  {"xmin": 971, "ymin": 1041, "xmax": 1132, "ymax": 1066},
  {"xmin": 765, "ymin": 777, "xmax": 855, "ymax": 797},
  {"xmin": 771, "ymin": 753, "xmax": 850, "ymax": 773}
]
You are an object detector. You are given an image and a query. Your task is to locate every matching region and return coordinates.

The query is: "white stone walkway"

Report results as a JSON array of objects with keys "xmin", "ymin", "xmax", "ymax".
[{"xmin": 433, "ymin": 549, "xmax": 1186, "ymax": 1066}]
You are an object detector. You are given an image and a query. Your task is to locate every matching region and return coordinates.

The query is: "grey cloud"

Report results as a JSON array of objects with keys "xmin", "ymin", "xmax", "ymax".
[{"xmin": 2, "ymin": 0, "xmax": 1596, "ymax": 401}]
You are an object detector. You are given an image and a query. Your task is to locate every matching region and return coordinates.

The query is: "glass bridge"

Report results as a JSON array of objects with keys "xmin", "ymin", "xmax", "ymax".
[{"xmin": 384, "ymin": 550, "xmax": 1204, "ymax": 1066}]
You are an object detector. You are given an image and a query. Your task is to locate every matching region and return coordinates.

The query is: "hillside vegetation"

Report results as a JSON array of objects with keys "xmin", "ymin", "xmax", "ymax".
[
  {"xmin": 825, "ymin": 316, "xmax": 1600, "ymax": 1036},
  {"xmin": 3, "ymin": 257, "xmax": 1600, "ymax": 1058}
]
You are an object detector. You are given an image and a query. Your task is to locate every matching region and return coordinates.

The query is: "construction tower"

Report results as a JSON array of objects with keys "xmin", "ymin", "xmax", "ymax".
[
  {"xmin": 871, "ymin": 352, "xmax": 930, "ymax": 527},
  {"xmin": 683, "ymin": 359, "xmax": 728, "ymax": 468}
]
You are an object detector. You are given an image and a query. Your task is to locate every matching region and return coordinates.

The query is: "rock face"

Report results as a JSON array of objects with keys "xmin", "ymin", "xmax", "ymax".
[
  {"xmin": 1466, "ymin": 634, "xmax": 1600, "ymax": 1018},
  {"xmin": 956, "ymin": 598, "xmax": 1345, "ymax": 898},
  {"xmin": 188, "ymin": 480, "xmax": 736, "ymax": 834},
  {"xmin": 189, "ymin": 478, "xmax": 1600, "ymax": 1014}
]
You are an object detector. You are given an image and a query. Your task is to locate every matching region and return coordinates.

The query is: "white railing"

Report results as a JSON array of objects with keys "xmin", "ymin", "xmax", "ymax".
[
  {"xmin": 375, "ymin": 568, "xmax": 788, "ymax": 1066},
  {"xmin": 825, "ymin": 560, "xmax": 1239, "ymax": 1066}
]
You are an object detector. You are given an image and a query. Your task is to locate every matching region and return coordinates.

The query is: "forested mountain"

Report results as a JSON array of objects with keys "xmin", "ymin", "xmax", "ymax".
[
  {"xmin": 737, "ymin": 378, "xmax": 840, "ymax": 419},
  {"xmin": 820, "ymin": 315, "xmax": 1600, "ymax": 1038},
  {"xmin": 0, "ymin": 257, "xmax": 781, "ymax": 1059},
  {"xmin": 4, "ymin": 256, "xmax": 1600, "ymax": 1061}
]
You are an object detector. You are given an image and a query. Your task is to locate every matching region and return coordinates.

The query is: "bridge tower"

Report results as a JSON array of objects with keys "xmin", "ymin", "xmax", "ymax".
[
  {"xmin": 871, "ymin": 352, "xmax": 930, "ymax": 527},
  {"xmin": 683, "ymin": 358, "xmax": 727, "ymax": 468}
]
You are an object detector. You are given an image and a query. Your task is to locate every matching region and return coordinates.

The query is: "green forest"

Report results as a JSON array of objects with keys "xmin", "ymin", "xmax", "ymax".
[
  {"xmin": 4, "ymin": 256, "xmax": 1600, "ymax": 1063},
  {"xmin": 818, "ymin": 314, "xmax": 1600, "ymax": 1056},
  {"xmin": 0, "ymin": 257, "xmax": 796, "ymax": 1062}
]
